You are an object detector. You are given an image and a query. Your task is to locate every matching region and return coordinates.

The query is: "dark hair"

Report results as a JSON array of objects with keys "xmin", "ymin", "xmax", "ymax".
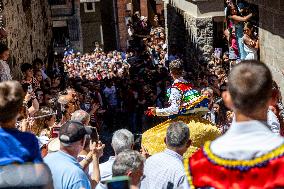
[
  {"xmin": 21, "ymin": 63, "xmax": 33, "ymax": 73},
  {"xmin": 226, "ymin": 2, "xmax": 241, "ymax": 18},
  {"xmin": 0, "ymin": 43, "xmax": 8, "ymax": 55},
  {"xmin": 0, "ymin": 81, "xmax": 25, "ymax": 122},
  {"xmin": 244, "ymin": 22, "xmax": 254, "ymax": 32},
  {"xmin": 166, "ymin": 121, "xmax": 189, "ymax": 148},
  {"xmin": 32, "ymin": 58, "xmax": 43, "ymax": 66},
  {"xmin": 228, "ymin": 60, "xmax": 272, "ymax": 116},
  {"xmin": 169, "ymin": 59, "xmax": 183, "ymax": 77}
]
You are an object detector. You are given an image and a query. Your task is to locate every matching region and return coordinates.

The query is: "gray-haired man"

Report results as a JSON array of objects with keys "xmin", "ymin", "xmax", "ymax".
[
  {"xmin": 96, "ymin": 150, "xmax": 145, "ymax": 189},
  {"xmin": 140, "ymin": 121, "xmax": 191, "ymax": 189},
  {"xmin": 71, "ymin": 110, "xmax": 90, "ymax": 126},
  {"xmin": 89, "ymin": 129, "xmax": 134, "ymax": 181}
]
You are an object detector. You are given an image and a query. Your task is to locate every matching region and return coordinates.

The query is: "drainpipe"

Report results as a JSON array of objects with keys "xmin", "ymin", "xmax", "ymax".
[
  {"xmin": 164, "ymin": 0, "xmax": 169, "ymax": 55},
  {"xmin": 113, "ymin": 0, "xmax": 120, "ymax": 49}
]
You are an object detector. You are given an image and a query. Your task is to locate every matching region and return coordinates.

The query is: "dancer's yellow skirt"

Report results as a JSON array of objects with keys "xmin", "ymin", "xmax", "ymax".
[{"xmin": 142, "ymin": 115, "xmax": 221, "ymax": 158}]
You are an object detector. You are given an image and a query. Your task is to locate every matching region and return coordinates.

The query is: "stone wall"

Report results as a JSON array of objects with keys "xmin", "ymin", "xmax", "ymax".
[
  {"xmin": 3, "ymin": 0, "xmax": 52, "ymax": 79},
  {"xmin": 167, "ymin": 3, "xmax": 214, "ymax": 72},
  {"xmin": 245, "ymin": 0, "xmax": 284, "ymax": 95}
]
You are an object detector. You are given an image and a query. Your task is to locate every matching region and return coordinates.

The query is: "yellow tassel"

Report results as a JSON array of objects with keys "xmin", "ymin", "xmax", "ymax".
[
  {"xmin": 203, "ymin": 142, "xmax": 284, "ymax": 168},
  {"xmin": 142, "ymin": 115, "xmax": 221, "ymax": 159}
]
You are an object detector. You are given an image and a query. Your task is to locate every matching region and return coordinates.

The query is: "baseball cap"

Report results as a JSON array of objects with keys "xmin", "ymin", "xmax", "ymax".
[{"xmin": 59, "ymin": 121, "xmax": 92, "ymax": 144}]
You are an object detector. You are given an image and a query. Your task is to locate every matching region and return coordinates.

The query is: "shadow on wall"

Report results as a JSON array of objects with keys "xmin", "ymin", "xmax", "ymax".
[{"xmin": 167, "ymin": 4, "xmax": 213, "ymax": 74}]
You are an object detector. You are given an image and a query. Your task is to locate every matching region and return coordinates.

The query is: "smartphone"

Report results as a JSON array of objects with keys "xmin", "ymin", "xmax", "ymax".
[
  {"xmin": 106, "ymin": 176, "xmax": 130, "ymax": 189},
  {"xmin": 85, "ymin": 103, "xmax": 90, "ymax": 110},
  {"xmin": 86, "ymin": 126, "xmax": 99, "ymax": 142},
  {"xmin": 28, "ymin": 85, "xmax": 33, "ymax": 93}
]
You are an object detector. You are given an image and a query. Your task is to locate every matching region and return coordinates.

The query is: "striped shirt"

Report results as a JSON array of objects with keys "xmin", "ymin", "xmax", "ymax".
[{"xmin": 140, "ymin": 149, "xmax": 189, "ymax": 189}]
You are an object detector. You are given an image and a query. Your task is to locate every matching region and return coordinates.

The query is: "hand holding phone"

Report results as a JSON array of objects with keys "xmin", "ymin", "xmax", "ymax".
[
  {"xmin": 90, "ymin": 140, "xmax": 105, "ymax": 158},
  {"xmin": 106, "ymin": 176, "xmax": 130, "ymax": 189},
  {"xmin": 28, "ymin": 85, "xmax": 33, "ymax": 93}
]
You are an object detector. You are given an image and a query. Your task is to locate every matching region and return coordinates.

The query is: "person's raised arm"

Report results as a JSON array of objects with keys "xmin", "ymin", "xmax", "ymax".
[
  {"xmin": 230, "ymin": 13, "xmax": 252, "ymax": 22},
  {"xmin": 28, "ymin": 97, "xmax": 39, "ymax": 116},
  {"xmin": 90, "ymin": 141, "xmax": 105, "ymax": 188}
]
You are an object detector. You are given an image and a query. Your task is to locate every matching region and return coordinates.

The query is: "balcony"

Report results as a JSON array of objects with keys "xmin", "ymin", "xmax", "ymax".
[{"xmin": 49, "ymin": 0, "xmax": 67, "ymax": 6}]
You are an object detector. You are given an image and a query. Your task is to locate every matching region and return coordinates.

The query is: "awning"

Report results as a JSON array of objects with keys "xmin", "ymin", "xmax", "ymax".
[{"xmin": 80, "ymin": 0, "xmax": 100, "ymax": 3}]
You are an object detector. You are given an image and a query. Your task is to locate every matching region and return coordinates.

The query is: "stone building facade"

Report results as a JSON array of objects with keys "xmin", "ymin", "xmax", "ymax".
[
  {"xmin": 3, "ymin": 0, "xmax": 53, "ymax": 79},
  {"xmin": 50, "ymin": 0, "xmax": 82, "ymax": 53},
  {"xmin": 166, "ymin": 0, "xmax": 284, "ymax": 94},
  {"xmin": 165, "ymin": 0, "xmax": 224, "ymax": 71},
  {"xmin": 80, "ymin": 1, "xmax": 103, "ymax": 53},
  {"xmin": 116, "ymin": 0, "xmax": 165, "ymax": 50},
  {"xmin": 50, "ymin": 0, "xmax": 105, "ymax": 53}
]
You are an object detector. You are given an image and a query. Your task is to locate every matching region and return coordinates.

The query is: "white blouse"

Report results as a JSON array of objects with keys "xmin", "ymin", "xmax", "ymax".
[{"xmin": 156, "ymin": 77, "xmax": 187, "ymax": 117}]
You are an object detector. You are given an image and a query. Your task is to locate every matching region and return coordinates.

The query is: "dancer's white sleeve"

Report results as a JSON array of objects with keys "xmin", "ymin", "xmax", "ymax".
[{"xmin": 156, "ymin": 88, "xmax": 181, "ymax": 117}]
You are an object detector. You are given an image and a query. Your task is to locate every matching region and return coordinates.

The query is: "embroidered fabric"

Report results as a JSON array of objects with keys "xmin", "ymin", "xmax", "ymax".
[
  {"xmin": 0, "ymin": 60, "xmax": 12, "ymax": 82},
  {"xmin": 156, "ymin": 78, "xmax": 209, "ymax": 117}
]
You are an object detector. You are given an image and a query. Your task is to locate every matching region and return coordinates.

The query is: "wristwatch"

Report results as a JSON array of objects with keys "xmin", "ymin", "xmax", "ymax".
[{"xmin": 84, "ymin": 155, "xmax": 93, "ymax": 163}]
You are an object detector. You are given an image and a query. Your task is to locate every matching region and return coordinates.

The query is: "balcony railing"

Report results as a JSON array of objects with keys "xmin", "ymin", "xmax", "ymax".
[{"xmin": 49, "ymin": 0, "xmax": 67, "ymax": 5}]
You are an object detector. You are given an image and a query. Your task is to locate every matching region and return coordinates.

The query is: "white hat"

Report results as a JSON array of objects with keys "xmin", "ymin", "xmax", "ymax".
[
  {"xmin": 48, "ymin": 138, "xmax": 60, "ymax": 153},
  {"xmin": 37, "ymin": 136, "xmax": 49, "ymax": 149}
]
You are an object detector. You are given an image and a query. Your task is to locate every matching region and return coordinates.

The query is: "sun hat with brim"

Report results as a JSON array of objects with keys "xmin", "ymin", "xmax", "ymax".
[{"xmin": 48, "ymin": 138, "xmax": 60, "ymax": 153}]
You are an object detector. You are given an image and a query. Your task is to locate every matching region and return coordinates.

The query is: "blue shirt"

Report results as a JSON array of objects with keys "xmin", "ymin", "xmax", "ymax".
[
  {"xmin": 0, "ymin": 127, "xmax": 42, "ymax": 166},
  {"xmin": 44, "ymin": 151, "xmax": 91, "ymax": 189}
]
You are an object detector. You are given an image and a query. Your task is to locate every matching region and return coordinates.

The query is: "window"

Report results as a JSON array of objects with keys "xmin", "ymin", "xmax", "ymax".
[{"xmin": 84, "ymin": 2, "xmax": 96, "ymax": 12}]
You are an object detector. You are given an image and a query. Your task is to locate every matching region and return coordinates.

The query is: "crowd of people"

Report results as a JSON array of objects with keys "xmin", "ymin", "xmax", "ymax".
[
  {"xmin": 0, "ymin": 4, "xmax": 284, "ymax": 189},
  {"xmin": 224, "ymin": 0, "xmax": 259, "ymax": 61},
  {"xmin": 1, "ymin": 60, "xmax": 284, "ymax": 188}
]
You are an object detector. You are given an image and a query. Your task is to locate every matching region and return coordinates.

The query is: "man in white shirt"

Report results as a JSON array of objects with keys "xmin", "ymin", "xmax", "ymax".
[
  {"xmin": 187, "ymin": 60, "xmax": 284, "ymax": 188},
  {"xmin": 103, "ymin": 81, "xmax": 118, "ymax": 107},
  {"xmin": 140, "ymin": 121, "xmax": 191, "ymax": 189}
]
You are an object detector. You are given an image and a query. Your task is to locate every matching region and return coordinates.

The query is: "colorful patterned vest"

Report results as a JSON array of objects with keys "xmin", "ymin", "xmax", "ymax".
[
  {"xmin": 167, "ymin": 82, "xmax": 209, "ymax": 115},
  {"xmin": 185, "ymin": 141, "xmax": 284, "ymax": 189}
]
